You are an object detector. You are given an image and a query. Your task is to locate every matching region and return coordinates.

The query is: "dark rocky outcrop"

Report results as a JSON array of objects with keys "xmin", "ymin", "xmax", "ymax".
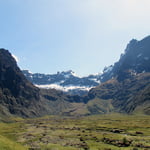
[
  {"xmin": 101, "ymin": 36, "xmax": 150, "ymax": 82},
  {"xmin": 0, "ymin": 49, "xmax": 49, "ymax": 117},
  {"xmin": 87, "ymin": 36, "xmax": 150, "ymax": 115}
]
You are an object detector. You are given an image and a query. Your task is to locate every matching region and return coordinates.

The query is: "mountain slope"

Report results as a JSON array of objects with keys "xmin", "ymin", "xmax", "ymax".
[
  {"xmin": 101, "ymin": 36, "xmax": 150, "ymax": 82},
  {"xmin": 0, "ymin": 49, "xmax": 65, "ymax": 118},
  {"xmin": 88, "ymin": 36, "xmax": 150, "ymax": 115},
  {"xmin": 0, "ymin": 49, "xmax": 87, "ymax": 117},
  {"xmin": 22, "ymin": 37, "xmax": 150, "ymax": 95},
  {"xmin": 23, "ymin": 36, "xmax": 150, "ymax": 116},
  {"xmin": 0, "ymin": 49, "xmax": 88, "ymax": 117},
  {"xmin": 89, "ymin": 73, "xmax": 150, "ymax": 114}
]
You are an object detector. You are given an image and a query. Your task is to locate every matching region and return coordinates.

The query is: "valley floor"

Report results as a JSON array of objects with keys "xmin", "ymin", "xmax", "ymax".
[{"xmin": 0, "ymin": 114, "xmax": 150, "ymax": 150}]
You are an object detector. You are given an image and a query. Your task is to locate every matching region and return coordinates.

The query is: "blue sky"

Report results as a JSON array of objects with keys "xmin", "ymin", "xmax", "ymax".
[{"xmin": 0, "ymin": 0, "xmax": 150, "ymax": 76}]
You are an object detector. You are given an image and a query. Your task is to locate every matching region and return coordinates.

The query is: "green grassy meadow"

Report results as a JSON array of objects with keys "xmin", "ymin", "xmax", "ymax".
[{"xmin": 0, "ymin": 114, "xmax": 149, "ymax": 150}]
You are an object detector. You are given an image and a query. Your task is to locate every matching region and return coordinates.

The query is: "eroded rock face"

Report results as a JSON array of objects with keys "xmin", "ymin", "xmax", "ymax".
[
  {"xmin": 101, "ymin": 36, "xmax": 150, "ymax": 82},
  {"xmin": 0, "ymin": 49, "xmax": 40, "ymax": 98},
  {"xmin": 0, "ymin": 49, "xmax": 83, "ymax": 117},
  {"xmin": 0, "ymin": 49, "xmax": 42, "ymax": 117},
  {"xmin": 89, "ymin": 73, "xmax": 150, "ymax": 114},
  {"xmin": 87, "ymin": 36, "xmax": 150, "ymax": 115}
]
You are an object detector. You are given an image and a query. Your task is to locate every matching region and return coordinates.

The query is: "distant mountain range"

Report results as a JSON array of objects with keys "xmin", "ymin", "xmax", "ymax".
[
  {"xmin": 23, "ymin": 36, "xmax": 150, "ymax": 95},
  {"xmin": 22, "ymin": 70, "xmax": 101, "ymax": 95},
  {"xmin": 0, "ymin": 35, "xmax": 149, "ymax": 119}
]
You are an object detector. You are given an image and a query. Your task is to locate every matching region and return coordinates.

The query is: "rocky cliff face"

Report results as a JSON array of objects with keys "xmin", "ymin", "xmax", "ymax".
[
  {"xmin": 0, "ymin": 49, "xmax": 50, "ymax": 117},
  {"xmin": 0, "ymin": 49, "xmax": 85, "ymax": 117},
  {"xmin": 88, "ymin": 36, "xmax": 150, "ymax": 115},
  {"xmin": 0, "ymin": 49, "xmax": 39, "ymax": 99},
  {"xmin": 101, "ymin": 36, "xmax": 150, "ymax": 82},
  {"xmin": 89, "ymin": 73, "xmax": 150, "ymax": 114}
]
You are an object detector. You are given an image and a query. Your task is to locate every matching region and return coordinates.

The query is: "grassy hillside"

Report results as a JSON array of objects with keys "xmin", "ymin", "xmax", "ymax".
[{"xmin": 0, "ymin": 114, "xmax": 149, "ymax": 150}]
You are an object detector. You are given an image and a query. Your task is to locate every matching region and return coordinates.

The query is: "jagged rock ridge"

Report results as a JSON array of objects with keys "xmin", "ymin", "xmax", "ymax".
[
  {"xmin": 22, "ymin": 70, "xmax": 101, "ymax": 95},
  {"xmin": 0, "ymin": 49, "xmax": 54, "ymax": 117},
  {"xmin": 101, "ymin": 36, "xmax": 150, "ymax": 82},
  {"xmin": 0, "ymin": 35, "xmax": 150, "ymax": 118}
]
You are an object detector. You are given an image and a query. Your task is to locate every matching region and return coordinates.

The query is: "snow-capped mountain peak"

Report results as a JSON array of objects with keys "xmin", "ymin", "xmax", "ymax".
[
  {"xmin": 22, "ymin": 70, "xmax": 101, "ymax": 95},
  {"xmin": 22, "ymin": 36, "xmax": 150, "ymax": 95},
  {"xmin": 59, "ymin": 70, "xmax": 78, "ymax": 78}
]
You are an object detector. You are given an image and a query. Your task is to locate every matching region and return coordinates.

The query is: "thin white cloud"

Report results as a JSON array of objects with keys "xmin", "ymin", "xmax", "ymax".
[
  {"xmin": 21, "ymin": 0, "xmax": 150, "ymax": 37},
  {"xmin": 35, "ymin": 84, "xmax": 92, "ymax": 92},
  {"xmin": 68, "ymin": 0, "xmax": 150, "ymax": 28}
]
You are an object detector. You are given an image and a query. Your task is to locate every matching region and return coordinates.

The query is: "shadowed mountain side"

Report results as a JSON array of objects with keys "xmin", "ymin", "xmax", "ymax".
[
  {"xmin": 0, "ymin": 49, "xmax": 92, "ymax": 118},
  {"xmin": 0, "ymin": 49, "xmax": 59, "ymax": 118},
  {"xmin": 101, "ymin": 36, "xmax": 150, "ymax": 82},
  {"xmin": 0, "ymin": 49, "xmax": 90, "ymax": 118},
  {"xmin": 89, "ymin": 73, "xmax": 150, "ymax": 114},
  {"xmin": 39, "ymin": 88, "xmax": 114, "ymax": 116}
]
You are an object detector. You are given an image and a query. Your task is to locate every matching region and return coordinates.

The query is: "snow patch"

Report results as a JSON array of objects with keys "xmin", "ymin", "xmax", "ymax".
[
  {"xmin": 70, "ymin": 71, "xmax": 79, "ymax": 77},
  {"xmin": 144, "ymin": 57, "xmax": 149, "ymax": 60},
  {"xmin": 12, "ymin": 54, "xmax": 19, "ymax": 62},
  {"xmin": 137, "ymin": 53, "xmax": 142, "ymax": 58},
  {"xmin": 90, "ymin": 78, "xmax": 101, "ymax": 83},
  {"xmin": 29, "ymin": 75, "xmax": 33, "ymax": 78},
  {"xmin": 130, "ymin": 70, "xmax": 137, "ymax": 76},
  {"xmin": 103, "ymin": 65, "xmax": 113, "ymax": 73},
  {"xmin": 64, "ymin": 74, "xmax": 71, "ymax": 78},
  {"xmin": 28, "ymin": 70, "xmax": 33, "ymax": 74},
  {"xmin": 61, "ymin": 70, "xmax": 80, "ymax": 78}
]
